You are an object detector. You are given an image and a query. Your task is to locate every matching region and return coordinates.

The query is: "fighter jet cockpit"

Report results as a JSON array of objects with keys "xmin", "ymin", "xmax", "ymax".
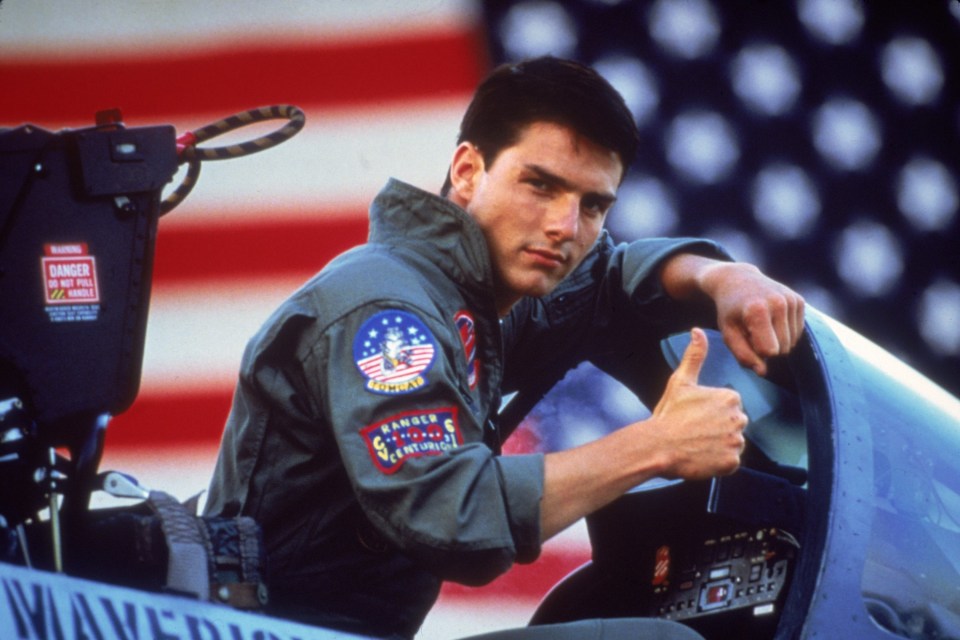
[{"xmin": 527, "ymin": 314, "xmax": 960, "ymax": 640}]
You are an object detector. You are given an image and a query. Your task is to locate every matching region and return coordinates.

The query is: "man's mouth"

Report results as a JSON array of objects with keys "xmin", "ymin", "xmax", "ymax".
[{"xmin": 525, "ymin": 247, "xmax": 567, "ymax": 268}]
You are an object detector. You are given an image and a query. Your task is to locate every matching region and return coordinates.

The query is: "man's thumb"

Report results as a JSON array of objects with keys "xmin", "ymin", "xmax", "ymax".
[{"xmin": 672, "ymin": 328, "xmax": 708, "ymax": 386}]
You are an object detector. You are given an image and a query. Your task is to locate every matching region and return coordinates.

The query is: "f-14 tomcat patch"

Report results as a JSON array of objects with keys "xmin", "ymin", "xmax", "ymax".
[{"xmin": 353, "ymin": 310, "xmax": 437, "ymax": 395}]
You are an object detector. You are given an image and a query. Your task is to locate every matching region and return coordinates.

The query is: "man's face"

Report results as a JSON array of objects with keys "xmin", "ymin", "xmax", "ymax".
[{"xmin": 449, "ymin": 122, "xmax": 623, "ymax": 315}]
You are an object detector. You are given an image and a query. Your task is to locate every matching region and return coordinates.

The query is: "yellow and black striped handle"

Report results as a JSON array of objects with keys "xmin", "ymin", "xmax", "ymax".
[{"xmin": 161, "ymin": 105, "xmax": 305, "ymax": 214}]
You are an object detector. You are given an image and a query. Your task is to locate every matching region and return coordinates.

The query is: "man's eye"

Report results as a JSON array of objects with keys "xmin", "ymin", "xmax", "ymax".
[{"xmin": 582, "ymin": 199, "xmax": 610, "ymax": 218}]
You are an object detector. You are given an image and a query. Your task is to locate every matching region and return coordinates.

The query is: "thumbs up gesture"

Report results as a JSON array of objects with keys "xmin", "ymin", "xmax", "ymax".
[
  {"xmin": 647, "ymin": 328, "xmax": 748, "ymax": 480},
  {"xmin": 539, "ymin": 327, "xmax": 751, "ymax": 540}
]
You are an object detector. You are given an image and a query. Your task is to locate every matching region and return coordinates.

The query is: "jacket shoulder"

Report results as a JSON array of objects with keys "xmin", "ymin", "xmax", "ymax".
[{"xmin": 300, "ymin": 244, "xmax": 437, "ymax": 317}]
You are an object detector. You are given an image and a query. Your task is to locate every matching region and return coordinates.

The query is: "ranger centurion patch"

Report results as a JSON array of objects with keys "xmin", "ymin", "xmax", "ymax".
[
  {"xmin": 361, "ymin": 407, "xmax": 463, "ymax": 474},
  {"xmin": 353, "ymin": 310, "xmax": 437, "ymax": 395}
]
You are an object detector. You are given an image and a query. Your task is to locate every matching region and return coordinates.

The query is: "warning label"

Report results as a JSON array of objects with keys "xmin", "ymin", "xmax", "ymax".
[
  {"xmin": 42, "ymin": 243, "xmax": 100, "ymax": 305},
  {"xmin": 41, "ymin": 243, "xmax": 101, "ymax": 322},
  {"xmin": 45, "ymin": 305, "xmax": 99, "ymax": 323}
]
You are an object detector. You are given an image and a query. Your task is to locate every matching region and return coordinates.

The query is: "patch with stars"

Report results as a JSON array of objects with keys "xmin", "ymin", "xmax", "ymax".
[{"xmin": 353, "ymin": 309, "xmax": 437, "ymax": 395}]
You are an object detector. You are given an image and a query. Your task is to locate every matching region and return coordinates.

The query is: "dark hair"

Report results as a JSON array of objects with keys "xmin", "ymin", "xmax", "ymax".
[{"xmin": 441, "ymin": 56, "xmax": 640, "ymax": 195}]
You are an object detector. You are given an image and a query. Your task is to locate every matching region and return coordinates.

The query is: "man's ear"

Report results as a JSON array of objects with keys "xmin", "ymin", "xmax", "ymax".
[{"xmin": 448, "ymin": 142, "xmax": 484, "ymax": 205}]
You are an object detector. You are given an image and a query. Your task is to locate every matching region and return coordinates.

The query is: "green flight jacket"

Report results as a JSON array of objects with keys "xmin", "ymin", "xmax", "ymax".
[{"xmin": 204, "ymin": 178, "xmax": 726, "ymax": 638}]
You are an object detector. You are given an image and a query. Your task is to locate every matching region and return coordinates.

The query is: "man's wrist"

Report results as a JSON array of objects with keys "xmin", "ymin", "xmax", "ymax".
[
  {"xmin": 696, "ymin": 260, "xmax": 760, "ymax": 301},
  {"xmin": 662, "ymin": 253, "xmax": 758, "ymax": 302},
  {"xmin": 661, "ymin": 253, "xmax": 720, "ymax": 300}
]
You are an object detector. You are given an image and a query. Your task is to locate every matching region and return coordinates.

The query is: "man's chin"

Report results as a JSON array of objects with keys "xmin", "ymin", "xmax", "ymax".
[
  {"xmin": 521, "ymin": 278, "xmax": 564, "ymax": 300},
  {"xmin": 498, "ymin": 270, "xmax": 568, "ymax": 302}
]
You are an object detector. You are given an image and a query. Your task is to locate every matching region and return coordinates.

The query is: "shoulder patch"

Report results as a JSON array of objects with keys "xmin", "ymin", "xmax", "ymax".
[
  {"xmin": 353, "ymin": 309, "xmax": 437, "ymax": 395},
  {"xmin": 361, "ymin": 407, "xmax": 463, "ymax": 474},
  {"xmin": 454, "ymin": 310, "xmax": 480, "ymax": 390}
]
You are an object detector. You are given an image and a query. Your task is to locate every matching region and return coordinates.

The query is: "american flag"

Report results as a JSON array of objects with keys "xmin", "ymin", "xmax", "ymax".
[{"xmin": 0, "ymin": 1, "xmax": 588, "ymax": 637}]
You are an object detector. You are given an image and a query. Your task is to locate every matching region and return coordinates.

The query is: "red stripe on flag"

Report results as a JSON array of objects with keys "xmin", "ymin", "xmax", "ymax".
[
  {"xmin": 106, "ymin": 390, "xmax": 232, "ymax": 448},
  {"xmin": 153, "ymin": 213, "xmax": 369, "ymax": 285},
  {"xmin": 0, "ymin": 29, "xmax": 488, "ymax": 124}
]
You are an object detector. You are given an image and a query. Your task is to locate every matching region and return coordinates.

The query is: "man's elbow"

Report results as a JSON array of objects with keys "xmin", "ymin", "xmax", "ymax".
[{"xmin": 417, "ymin": 545, "xmax": 516, "ymax": 586}]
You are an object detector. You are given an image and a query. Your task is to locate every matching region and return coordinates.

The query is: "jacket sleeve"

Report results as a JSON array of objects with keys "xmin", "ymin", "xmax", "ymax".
[{"xmin": 303, "ymin": 298, "xmax": 543, "ymax": 586}]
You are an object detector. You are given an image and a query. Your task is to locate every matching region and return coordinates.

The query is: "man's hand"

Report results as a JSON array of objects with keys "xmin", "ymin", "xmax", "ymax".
[
  {"xmin": 661, "ymin": 254, "xmax": 805, "ymax": 376},
  {"xmin": 647, "ymin": 327, "xmax": 747, "ymax": 479},
  {"xmin": 540, "ymin": 328, "xmax": 747, "ymax": 540}
]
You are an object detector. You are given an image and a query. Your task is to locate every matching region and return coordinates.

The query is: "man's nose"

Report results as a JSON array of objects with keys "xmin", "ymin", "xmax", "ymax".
[{"xmin": 545, "ymin": 197, "xmax": 579, "ymax": 240}]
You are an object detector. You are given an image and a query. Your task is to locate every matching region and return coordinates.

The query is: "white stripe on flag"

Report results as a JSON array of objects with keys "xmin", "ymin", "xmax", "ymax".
[
  {"xmin": 160, "ymin": 99, "xmax": 467, "ymax": 229},
  {"xmin": 0, "ymin": 0, "xmax": 481, "ymax": 57}
]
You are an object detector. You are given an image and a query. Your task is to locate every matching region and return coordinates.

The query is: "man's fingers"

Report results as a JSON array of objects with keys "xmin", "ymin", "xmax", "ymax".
[
  {"xmin": 671, "ymin": 327, "xmax": 708, "ymax": 386},
  {"xmin": 723, "ymin": 326, "xmax": 767, "ymax": 376},
  {"xmin": 792, "ymin": 295, "xmax": 806, "ymax": 348},
  {"xmin": 744, "ymin": 304, "xmax": 782, "ymax": 358},
  {"xmin": 747, "ymin": 290, "xmax": 806, "ymax": 354}
]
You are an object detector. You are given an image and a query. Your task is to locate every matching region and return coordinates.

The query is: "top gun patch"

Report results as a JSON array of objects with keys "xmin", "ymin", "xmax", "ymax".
[{"xmin": 354, "ymin": 309, "xmax": 437, "ymax": 395}]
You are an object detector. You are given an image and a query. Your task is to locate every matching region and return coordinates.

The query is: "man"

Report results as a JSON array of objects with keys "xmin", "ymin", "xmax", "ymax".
[{"xmin": 204, "ymin": 57, "xmax": 804, "ymax": 638}]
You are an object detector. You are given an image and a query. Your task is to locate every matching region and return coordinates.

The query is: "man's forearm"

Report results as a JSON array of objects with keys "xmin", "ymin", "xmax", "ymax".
[{"xmin": 540, "ymin": 426, "xmax": 664, "ymax": 541}]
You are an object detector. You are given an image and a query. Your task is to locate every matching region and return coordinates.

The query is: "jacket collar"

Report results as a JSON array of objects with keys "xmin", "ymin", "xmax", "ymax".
[{"xmin": 368, "ymin": 178, "xmax": 496, "ymax": 304}]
